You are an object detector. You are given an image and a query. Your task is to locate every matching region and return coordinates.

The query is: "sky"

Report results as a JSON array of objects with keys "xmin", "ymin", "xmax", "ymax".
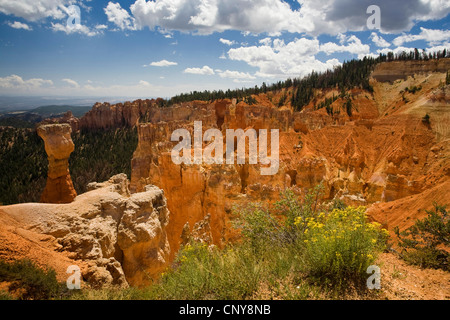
[{"xmin": 0, "ymin": 0, "xmax": 449, "ymax": 100}]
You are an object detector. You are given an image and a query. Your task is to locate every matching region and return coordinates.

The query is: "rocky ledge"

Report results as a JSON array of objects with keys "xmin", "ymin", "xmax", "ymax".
[{"xmin": 0, "ymin": 174, "xmax": 170, "ymax": 288}]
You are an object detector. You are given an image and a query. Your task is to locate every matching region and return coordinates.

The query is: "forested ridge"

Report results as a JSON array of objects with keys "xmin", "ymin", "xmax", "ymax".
[
  {"xmin": 167, "ymin": 49, "xmax": 450, "ymax": 111},
  {"xmin": 0, "ymin": 127, "xmax": 137, "ymax": 205}
]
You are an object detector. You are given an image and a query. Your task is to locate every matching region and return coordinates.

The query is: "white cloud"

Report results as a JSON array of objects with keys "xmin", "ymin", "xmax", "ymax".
[
  {"xmin": 370, "ymin": 32, "xmax": 391, "ymax": 48},
  {"xmin": 417, "ymin": 0, "xmax": 450, "ymax": 21},
  {"xmin": 219, "ymin": 38, "xmax": 236, "ymax": 46},
  {"xmin": 308, "ymin": 0, "xmax": 450, "ymax": 35},
  {"xmin": 259, "ymin": 37, "xmax": 272, "ymax": 46},
  {"xmin": 0, "ymin": 0, "xmax": 68, "ymax": 21},
  {"xmin": 393, "ymin": 27, "xmax": 450, "ymax": 46},
  {"xmin": 0, "ymin": 74, "xmax": 53, "ymax": 89},
  {"xmin": 51, "ymin": 22, "xmax": 101, "ymax": 36},
  {"xmin": 184, "ymin": 65, "xmax": 215, "ymax": 75},
  {"xmin": 62, "ymin": 78, "xmax": 80, "ymax": 88},
  {"xmin": 2, "ymin": 0, "xmax": 448, "ymax": 36},
  {"xmin": 95, "ymin": 24, "xmax": 108, "ymax": 30},
  {"xmin": 139, "ymin": 80, "xmax": 151, "ymax": 86},
  {"xmin": 64, "ymin": 80, "xmax": 165, "ymax": 97},
  {"xmin": 146, "ymin": 59, "xmax": 178, "ymax": 67},
  {"xmin": 104, "ymin": 1, "xmax": 136, "ymax": 30},
  {"xmin": 228, "ymin": 37, "xmax": 342, "ymax": 79},
  {"xmin": 129, "ymin": 0, "xmax": 309, "ymax": 35},
  {"xmin": 218, "ymin": 70, "xmax": 256, "ymax": 80},
  {"xmin": 320, "ymin": 35, "xmax": 371, "ymax": 59},
  {"xmin": 376, "ymin": 44, "xmax": 450, "ymax": 57},
  {"xmin": 102, "ymin": 0, "xmax": 450, "ymax": 37},
  {"xmin": 7, "ymin": 21, "xmax": 32, "ymax": 30}
]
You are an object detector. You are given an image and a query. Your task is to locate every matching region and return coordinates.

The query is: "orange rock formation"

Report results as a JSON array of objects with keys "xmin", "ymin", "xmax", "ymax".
[
  {"xmin": 37, "ymin": 124, "xmax": 77, "ymax": 203},
  {"xmin": 42, "ymin": 59, "xmax": 450, "ymax": 263},
  {"xmin": 127, "ymin": 60, "xmax": 450, "ymax": 257}
]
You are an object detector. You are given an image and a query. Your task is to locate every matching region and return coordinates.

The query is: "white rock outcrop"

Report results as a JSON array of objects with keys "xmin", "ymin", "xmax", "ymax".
[{"xmin": 1, "ymin": 174, "xmax": 170, "ymax": 288}]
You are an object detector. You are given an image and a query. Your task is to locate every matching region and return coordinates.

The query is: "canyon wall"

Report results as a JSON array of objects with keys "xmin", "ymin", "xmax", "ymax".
[
  {"xmin": 128, "ymin": 68, "xmax": 450, "ymax": 257},
  {"xmin": 372, "ymin": 59, "xmax": 450, "ymax": 82},
  {"xmin": 41, "ymin": 60, "xmax": 449, "ymax": 267}
]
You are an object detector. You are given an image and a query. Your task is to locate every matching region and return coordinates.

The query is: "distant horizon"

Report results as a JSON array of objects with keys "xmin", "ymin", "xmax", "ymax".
[{"xmin": 0, "ymin": 94, "xmax": 157, "ymax": 112}]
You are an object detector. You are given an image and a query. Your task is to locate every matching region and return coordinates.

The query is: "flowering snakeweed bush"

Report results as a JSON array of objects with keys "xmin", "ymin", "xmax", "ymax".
[
  {"xmin": 297, "ymin": 206, "xmax": 389, "ymax": 283},
  {"xmin": 133, "ymin": 188, "xmax": 390, "ymax": 299}
]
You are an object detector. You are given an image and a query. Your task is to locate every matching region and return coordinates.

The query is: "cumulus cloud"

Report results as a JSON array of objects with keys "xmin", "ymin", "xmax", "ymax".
[
  {"xmin": 145, "ymin": 60, "xmax": 178, "ymax": 67},
  {"xmin": 95, "ymin": 24, "xmax": 108, "ymax": 30},
  {"xmin": 218, "ymin": 70, "xmax": 256, "ymax": 80},
  {"xmin": 228, "ymin": 37, "xmax": 342, "ymax": 78},
  {"xmin": 0, "ymin": 0, "xmax": 68, "ymax": 21},
  {"xmin": 62, "ymin": 78, "xmax": 80, "ymax": 88},
  {"xmin": 319, "ymin": 0, "xmax": 450, "ymax": 34},
  {"xmin": 128, "ymin": 0, "xmax": 309, "ymax": 35},
  {"xmin": 320, "ymin": 35, "xmax": 371, "ymax": 59},
  {"xmin": 219, "ymin": 38, "xmax": 236, "ymax": 46},
  {"xmin": 375, "ymin": 43, "xmax": 450, "ymax": 58},
  {"xmin": 103, "ymin": 0, "xmax": 450, "ymax": 36},
  {"xmin": 393, "ymin": 27, "xmax": 450, "ymax": 46},
  {"xmin": 104, "ymin": 1, "xmax": 136, "ymax": 30},
  {"xmin": 0, "ymin": 74, "xmax": 53, "ymax": 89},
  {"xmin": 7, "ymin": 21, "xmax": 33, "ymax": 30},
  {"xmin": 139, "ymin": 80, "xmax": 151, "ymax": 86},
  {"xmin": 51, "ymin": 22, "xmax": 101, "ymax": 36},
  {"xmin": 62, "ymin": 80, "xmax": 165, "ymax": 97},
  {"xmin": 184, "ymin": 65, "xmax": 215, "ymax": 75},
  {"xmin": 259, "ymin": 37, "xmax": 272, "ymax": 46},
  {"xmin": 370, "ymin": 32, "xmax": 391, "ymax": 47}
]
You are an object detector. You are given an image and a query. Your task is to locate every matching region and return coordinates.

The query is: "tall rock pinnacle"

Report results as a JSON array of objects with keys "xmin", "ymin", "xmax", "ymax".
[{"xmin": 37, "ymin": 124, "xmax": 77, "ymax": 203}]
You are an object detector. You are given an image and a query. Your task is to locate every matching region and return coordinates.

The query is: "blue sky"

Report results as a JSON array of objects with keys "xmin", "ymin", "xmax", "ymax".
[{"xmin": 0, "ymin": 0, "xmax": 449, "ymax": 99}]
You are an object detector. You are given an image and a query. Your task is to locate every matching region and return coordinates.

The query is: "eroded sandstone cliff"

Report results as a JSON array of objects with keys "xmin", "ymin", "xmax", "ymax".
[{"xmin": 127, "ymin": 62, "xmax": 450, "ymax": 257}]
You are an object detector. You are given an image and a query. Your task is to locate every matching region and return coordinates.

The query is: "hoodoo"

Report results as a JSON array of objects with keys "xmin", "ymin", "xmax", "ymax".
[{"xmin": 37, "ymin": 123, "xmax": 77, "ymax": 204}]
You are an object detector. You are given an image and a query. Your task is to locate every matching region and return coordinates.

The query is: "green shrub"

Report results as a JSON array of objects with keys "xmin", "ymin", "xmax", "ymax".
[
  {"xmin": 131, "ymin": 187, "xmax": 389, "ymax": 300},
  {"xmin": 152, "ymin": 242, "xmax": 262, "ymax": 300},
  {"xmin": 0, "ymin": 259, "xmax": 65, "ymax": 300},
  {"xmin": 404, "ymin": 85, "xmax": 422, "ymax": 94},
  {"xmin": 0, "ymin": 291, "xmax": 14, "ymax": 300},
  {"xmin": 395, "ymin": 203, "xmax": 449, "ymax": 271},
  {"xmin": 231, "ymin": 203, "xmax": 282, "ymax": 252},
  {"xmin": 299, "ymin": 206, "xmax": 389, "ymax": 283}
]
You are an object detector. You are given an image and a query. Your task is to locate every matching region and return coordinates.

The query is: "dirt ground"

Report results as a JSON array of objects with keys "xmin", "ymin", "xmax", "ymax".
[
  {"xmin": 375, "ymin": 252, "xmax": 449, "ymax": 300},
  {"xmin": 0, "ymin": 208, "xmax": 87, "ymax": 283}
]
